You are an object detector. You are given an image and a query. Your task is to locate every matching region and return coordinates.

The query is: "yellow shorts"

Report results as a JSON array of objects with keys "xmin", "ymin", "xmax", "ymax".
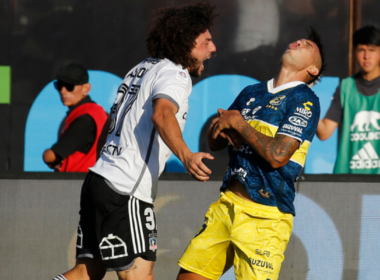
[{"xmin": 178, "ymin": 190, "xmax": 293, "ymax": 280}]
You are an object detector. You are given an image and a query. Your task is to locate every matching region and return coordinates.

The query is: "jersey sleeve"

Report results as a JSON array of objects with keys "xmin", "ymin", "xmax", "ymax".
[
  {"xmin": 228, "ymin": 85, "xmax": 252, "ymax": 111},
  {"xmin": 151, "ymin": 67, "xmax": 191, "ymax": 109},
  {"xmin": 276, "ymin": 88, "xmax": 320, "ymax": 144}
]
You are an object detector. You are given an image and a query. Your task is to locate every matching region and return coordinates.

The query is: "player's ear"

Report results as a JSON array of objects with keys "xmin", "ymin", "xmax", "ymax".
[{"xmin": 307, "ymin": 65, "xmax": 319, "ymax": 77}]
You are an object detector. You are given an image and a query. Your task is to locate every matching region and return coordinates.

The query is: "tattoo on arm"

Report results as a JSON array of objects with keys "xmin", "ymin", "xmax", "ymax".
[
  {"xmin": 235, "ymin": 119, "xmax": 298, "ymax": 165},
  {"xmin": 269, "ymin": 135, "xmax": 298, "ymax": 164},
  {"xmin": 125, "ymin": 265, "xmax": 137, "ymax": 273}
]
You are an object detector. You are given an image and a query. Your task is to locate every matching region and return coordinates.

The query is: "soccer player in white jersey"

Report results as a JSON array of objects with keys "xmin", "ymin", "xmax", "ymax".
[{"xmin": 51, "ymin": 3, "xmax": 217, "ymax": 280}]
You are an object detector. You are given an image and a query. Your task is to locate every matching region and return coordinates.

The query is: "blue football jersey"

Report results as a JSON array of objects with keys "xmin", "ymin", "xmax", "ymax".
[{"xmin": 220, "ymin": 79, "xmax": 320, "ymax": 215}]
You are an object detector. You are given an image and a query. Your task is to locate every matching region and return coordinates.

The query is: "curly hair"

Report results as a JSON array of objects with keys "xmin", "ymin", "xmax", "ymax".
[{"xmin": 146, "ymin": 2, "xmax": 217, "ymax": 69}]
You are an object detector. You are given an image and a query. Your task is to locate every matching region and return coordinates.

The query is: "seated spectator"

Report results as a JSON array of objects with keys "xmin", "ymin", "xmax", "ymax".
[
  {"xmin": 43, "ymin": 63, "xmax": 108, "ymax": 172},
  {"xmin": 317, "ymin": 26, "xmax": 380, "ymax": 174}
]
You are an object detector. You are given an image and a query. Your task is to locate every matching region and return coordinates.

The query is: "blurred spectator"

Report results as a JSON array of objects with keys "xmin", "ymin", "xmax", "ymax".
[
  {"xmin": 317, "ymin": 26, "xmax": 380, "ymax": 174},
  {"xmin": 43, "ymin": 63, "xmax": 107, "ymax": 172}
]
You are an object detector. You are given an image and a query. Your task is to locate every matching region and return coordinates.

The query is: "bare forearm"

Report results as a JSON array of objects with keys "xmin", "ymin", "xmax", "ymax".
[
  {"xmin": 233, "ymin": 118, "xmax": 297, "ymax": 168},
  {"xmin": 152, "ymin": 112, "xmax": 191, "ymax": 163}
]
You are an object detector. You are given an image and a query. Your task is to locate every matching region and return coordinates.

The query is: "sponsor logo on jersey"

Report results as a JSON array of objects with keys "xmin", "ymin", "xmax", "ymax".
[
  {"xmin": 252, "ymin": 106, "xmax": 262, "ymax": 116},
  {"xmin": 241, "ymin": 108, "xmax": 251, "ymax": 117},
  {"xmin": 258, "ymin": 189, "xmax": 271, "ymax": 198},
  {"xmin": 246, "ymin": 97, "xmax": 256, "ymax": 106},
  {"xmin": 178, "ymin": 71, "xmax": 187, "ymax": 78},
  {"xmin": 99, "ymin": 234, "xmax": 128, "ymax": 260},
  {"xmin": 248, "ymin": 258, "xmax": 274, "ymax": 270},
  {"xmin": 149, "ymin": 237, "xmax": 157, "ymax": 252},
  {"xmin": 269, "ymin": 95, "xmax": 286, "ymax": 106},
  {"xmin": 242, "ymin": 106, "xmax": 262, "ymax": 121},
  {"xmin": 282, "ymin": 124, "xmax": 303, "ymax": 134},
  {"xmin": 294, "ymin": 107, "xmax": 313, "ymax": 119},
  {"xmin": 231, "ymin": 167, "xmax": 247, "ymax": 180},
  {"xmin": 176, "ymin": 71, "xmax": 188, "ymax": 82},
  {"xmin": 350, "ymin": 142, "xmax": 380, "ymax": 170},
  {"xmin": 102, "ymin": 144, "xmax": 123, "ymax": 156},
  {"xmin": 195, "ymin": 223, "xmax": 207, "ymax": 237},
  {"xmin": 255, "ymin": 249, "xmax": 271, "ymax": 257},
  {"xmin": 237, "ymin": 144, "xmax": 253, "ymax": 154},
  {"xmin": 303, "ymin": 101, "xmax": 313, "ymax": 111},
  {"xmin": 289, "ymin": 116, "xmax": 308, "ymax": 127}
]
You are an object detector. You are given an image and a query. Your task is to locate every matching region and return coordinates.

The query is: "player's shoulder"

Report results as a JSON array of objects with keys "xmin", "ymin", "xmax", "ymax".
[
  {"xmin": 240, "ymin": 81, "xmax": 266, "ymax": 95},
  {"xmin": 155, "ymin": 59, "xmax": 190, "ymax": 80},
  {"xmin": 292, "ymin": 83, "xmax": 319, "ymax": 101}
]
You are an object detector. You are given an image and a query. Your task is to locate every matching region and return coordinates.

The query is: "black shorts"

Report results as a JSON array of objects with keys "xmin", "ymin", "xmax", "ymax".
[{"xmin": 76, "ymin": 172, "xmax": 157, "ymax": 271}]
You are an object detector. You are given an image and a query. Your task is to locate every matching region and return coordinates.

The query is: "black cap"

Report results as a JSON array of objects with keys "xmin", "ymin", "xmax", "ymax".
[{"xmin": 56, "ymin": 63, "xmax": 89, "ymax": 85}]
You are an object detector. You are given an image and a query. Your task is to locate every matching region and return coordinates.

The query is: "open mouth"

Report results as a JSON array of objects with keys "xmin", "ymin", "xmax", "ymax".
[{"xmin": 288, "ymin": 42, "xmax": 298, "ymax": 49}]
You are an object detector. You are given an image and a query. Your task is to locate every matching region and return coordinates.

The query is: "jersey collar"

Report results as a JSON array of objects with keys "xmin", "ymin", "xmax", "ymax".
[{"xmin": 267, "ymin": 78, "xmax": 305, "ymax": 94}]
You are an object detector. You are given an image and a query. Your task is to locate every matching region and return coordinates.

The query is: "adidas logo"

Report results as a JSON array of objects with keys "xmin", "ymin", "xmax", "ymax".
[{"xmin": 350, "ymin": 142, "xmax": 380, "ymax": 170}]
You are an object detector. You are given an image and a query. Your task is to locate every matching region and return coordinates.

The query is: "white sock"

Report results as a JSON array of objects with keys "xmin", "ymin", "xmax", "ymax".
[{"xmin": 52, "ymin": 274, "xmax": 67, "ymax": 280}]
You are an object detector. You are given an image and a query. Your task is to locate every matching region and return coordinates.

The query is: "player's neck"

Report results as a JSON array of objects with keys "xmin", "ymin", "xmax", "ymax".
[{"xmin": 273, "ymin": 67, "xmax": 307, "ymax": 88}]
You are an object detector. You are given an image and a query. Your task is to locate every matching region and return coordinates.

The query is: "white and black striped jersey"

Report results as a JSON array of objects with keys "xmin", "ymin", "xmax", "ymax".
[{"xmin": 90, "ymin": 58, "xmax": 192, "ymax": 203}]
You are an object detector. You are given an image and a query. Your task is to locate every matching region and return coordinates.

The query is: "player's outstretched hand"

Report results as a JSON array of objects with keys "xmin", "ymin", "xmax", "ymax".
[{"xmin": 184, "ymin": 152, "xmax": 214, "ymax": 182}]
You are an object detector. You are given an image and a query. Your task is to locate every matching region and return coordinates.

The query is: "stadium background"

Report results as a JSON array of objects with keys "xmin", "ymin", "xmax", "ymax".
[{"xmin": 1, "ymin": 0, "xmax": 380, "ymax": 279}]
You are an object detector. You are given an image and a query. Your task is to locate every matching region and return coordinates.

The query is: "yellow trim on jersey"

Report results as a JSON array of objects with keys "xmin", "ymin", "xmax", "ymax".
[
  {"xmin": 247, "ymin": 119, "xmax": 310, "ymax": 167},
  {"xmin": 290, "ymin": 140, "xmax": 310, "ymax": 167},
  {"xmin": 247, "ymin": 119, "xmax": 278, "ymax": 137}
]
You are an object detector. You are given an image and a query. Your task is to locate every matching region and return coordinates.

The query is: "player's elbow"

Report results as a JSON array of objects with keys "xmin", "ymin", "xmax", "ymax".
[
  {"xmin": 316, "ymin": 131, "xmax": 330, "ymax": 141},
  {"xmin": 151, "ymin": 112, "xmax": 164, "ymax": 128},
  {"xmin": 269, "ymin": 157, "xmax": 289, "ymax": 169}
]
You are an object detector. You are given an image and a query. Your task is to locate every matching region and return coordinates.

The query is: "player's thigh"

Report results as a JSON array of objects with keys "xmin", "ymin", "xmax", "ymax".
[
  {"xmin": 232, "ymin": 210, "xmax": 293, "ymax": 280},
  {"xmin": 63, "ymin": 257, "xmax": 106, "ymax": 280},
  {"xmin": 116, "ymin": 257, "xmax": 154, "ymax": 280},
  {"xmin": 178, "ymin": 199, "xmax": 234, "ymax": 280}
]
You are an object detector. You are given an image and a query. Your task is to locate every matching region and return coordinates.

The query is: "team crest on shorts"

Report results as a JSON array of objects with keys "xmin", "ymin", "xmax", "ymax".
[{"xmin": 149, "ymin": 236, "xmax": 157, "ymax": 252}]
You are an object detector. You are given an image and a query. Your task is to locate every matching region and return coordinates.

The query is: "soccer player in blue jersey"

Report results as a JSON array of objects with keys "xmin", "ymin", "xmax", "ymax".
[{"xmin": 176, "ymin": 28, "xmax": 325, "ymax": 280}]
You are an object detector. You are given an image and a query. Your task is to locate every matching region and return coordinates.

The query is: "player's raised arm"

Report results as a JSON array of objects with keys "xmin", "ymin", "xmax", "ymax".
[{"xmin": 152, "ymin": 98, "xmax": 214, "ymax": 181}]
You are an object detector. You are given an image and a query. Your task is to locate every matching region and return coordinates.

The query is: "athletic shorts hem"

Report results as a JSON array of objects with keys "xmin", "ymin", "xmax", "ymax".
[
  {"xmin": 178, "ymin": 261, "xmax": 219, "ymax": 280},
  {"xmin": 77, "ymin": 253, "xmax": 94, "ymax": 259}
]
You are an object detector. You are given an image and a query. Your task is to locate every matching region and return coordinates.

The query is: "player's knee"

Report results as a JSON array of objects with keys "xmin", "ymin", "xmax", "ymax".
[{"xmin": 69, "ymin": 258, "xmax": 106, "ymax": 280}]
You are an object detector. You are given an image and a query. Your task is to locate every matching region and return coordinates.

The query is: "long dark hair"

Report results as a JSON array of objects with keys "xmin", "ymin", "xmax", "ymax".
[{"xmin": 146, "ymin": 2, "xmax": 217, "ymax": 69}]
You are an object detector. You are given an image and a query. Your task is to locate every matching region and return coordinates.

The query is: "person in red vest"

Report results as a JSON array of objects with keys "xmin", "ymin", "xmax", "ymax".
[{"xmin": 43, "ymin": 63, "xmax": 108, "ymax": 172}]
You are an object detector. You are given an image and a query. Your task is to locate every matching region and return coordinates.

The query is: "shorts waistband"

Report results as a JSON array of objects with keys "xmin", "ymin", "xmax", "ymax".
[{"xmin": 222, "ymin": 189, "xmax": 288, "ymax": 217}]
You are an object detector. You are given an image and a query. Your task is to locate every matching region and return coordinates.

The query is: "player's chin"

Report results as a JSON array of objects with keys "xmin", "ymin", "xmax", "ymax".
[{"xmin": 189, "ymin": 65, "xmax": 203, "ymax": 78}]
